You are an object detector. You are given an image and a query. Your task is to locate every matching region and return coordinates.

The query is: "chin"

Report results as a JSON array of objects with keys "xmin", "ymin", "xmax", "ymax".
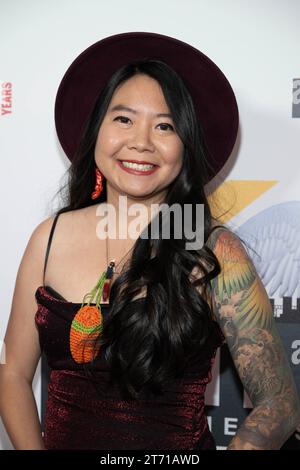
[{"xmin": 123, "ymin": 190, "xmax": 151, "ymax": 199}]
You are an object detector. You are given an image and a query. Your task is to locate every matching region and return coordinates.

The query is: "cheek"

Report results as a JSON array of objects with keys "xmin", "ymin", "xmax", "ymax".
[
  {"xmin": 96, "ymin": 125, "xmax": 123, "ymax": 154},
  {"xmin": 164, "ymin": 141, "xmax": 184, "ymax": 167}
]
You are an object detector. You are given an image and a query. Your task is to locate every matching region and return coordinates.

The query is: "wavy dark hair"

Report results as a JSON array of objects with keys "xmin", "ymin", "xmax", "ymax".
[{"xmin": 52, "ymin": 58, "xmax": 228, "ymax": 400}]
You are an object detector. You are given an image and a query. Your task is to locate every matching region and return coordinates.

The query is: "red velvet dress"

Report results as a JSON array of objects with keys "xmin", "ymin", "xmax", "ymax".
[{"xmin": 35, "ymin": 285, "xmax": 225, "ymax": 450}]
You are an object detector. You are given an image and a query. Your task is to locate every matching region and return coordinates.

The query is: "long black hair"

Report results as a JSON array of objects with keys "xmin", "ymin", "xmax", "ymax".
[{"xmin": 52, "ymin": 58, "xmax": 226, "ymax": 400}]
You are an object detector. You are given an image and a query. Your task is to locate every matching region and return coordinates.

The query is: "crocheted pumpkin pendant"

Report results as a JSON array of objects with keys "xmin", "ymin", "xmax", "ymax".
[
  {"xmin": 70, "ymin": 304, "xmax": 103, "ymax": 364},
  {"xmin": 70, "ymin": 262, "xmax": 115, "ymax": 364}
]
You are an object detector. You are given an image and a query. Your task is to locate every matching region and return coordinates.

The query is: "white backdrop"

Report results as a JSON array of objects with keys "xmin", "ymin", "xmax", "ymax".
[{"xmin": 1, "ymin": 0, "xmax": 299, "ymax": 450}]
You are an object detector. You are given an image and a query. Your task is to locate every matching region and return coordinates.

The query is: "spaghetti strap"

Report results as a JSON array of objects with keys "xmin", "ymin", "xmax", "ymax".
[{"xmin": 43, "ymin": 213, "xmax": 61, "ymax": 286}]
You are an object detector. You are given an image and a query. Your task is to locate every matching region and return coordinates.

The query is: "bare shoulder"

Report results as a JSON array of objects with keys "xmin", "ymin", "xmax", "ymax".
[
  {"xmin": 30, "ymin": 214, "xmax": 57, "ymax": 245},
  {"xmin": 13, "ymin": 215, "xmax": 61, "ymax": 301},
  {"xmin": 28, "ymin": 208, "xmax": 90, "ymax": 271},
  {"xmin": 208, "ymin": 226, "xmax": 272, "ymax": 329},
  {"xmin": 1, "ymin": 215, "xmax": 59, "ymax": 381},
  {"xmin": 46, "ymin": 206, "xmax": 97, "ymax": 241},
  {"xmin": 207, "ymin": 225, "xmax": 254, "ymax": 288},
  {"xmin": 205, "ymin": 223, "xmax": 238, "ymax": 254},
  {"xmin": 30, "ymin": 206, "xmax": 93, "ymax": 249}
]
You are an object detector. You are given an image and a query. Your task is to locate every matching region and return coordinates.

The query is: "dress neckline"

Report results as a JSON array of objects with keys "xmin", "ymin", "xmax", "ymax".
[{"xmin": 35, "ymin": 285, "xmax": 146, "ymax": 307}]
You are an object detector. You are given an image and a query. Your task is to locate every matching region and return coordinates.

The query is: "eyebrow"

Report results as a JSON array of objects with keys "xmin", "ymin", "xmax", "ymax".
[{"xmin": 109, "ymin": 104, "xmax": 172, "ymax": 119}]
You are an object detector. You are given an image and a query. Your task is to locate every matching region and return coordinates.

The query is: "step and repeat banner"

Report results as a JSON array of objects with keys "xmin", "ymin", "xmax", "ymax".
[{"xmin": 1, "ymin": 0, "xmax": 299, "ymax": 450}]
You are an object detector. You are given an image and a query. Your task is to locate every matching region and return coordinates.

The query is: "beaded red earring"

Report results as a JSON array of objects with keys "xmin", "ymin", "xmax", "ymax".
[{"xmin": 91, "ymin": 167, "xmax": 104, "ymax": 200}]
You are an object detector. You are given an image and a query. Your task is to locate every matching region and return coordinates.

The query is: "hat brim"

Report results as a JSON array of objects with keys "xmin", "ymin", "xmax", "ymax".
[{"xmin": 55, "ymin": 31, "xmax": 239, "ymax": 183}]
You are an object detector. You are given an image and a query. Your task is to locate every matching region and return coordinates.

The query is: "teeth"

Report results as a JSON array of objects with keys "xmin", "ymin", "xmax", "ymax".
[{"xmin": 121, "ymin": 161, "xmax": 155, "ymax": 171}]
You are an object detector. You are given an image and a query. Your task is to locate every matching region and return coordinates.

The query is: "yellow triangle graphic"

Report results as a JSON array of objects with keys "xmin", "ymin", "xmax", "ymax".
[{"xmin": 208, "ymin": 180, "xmax": 278, "ymax": 223}]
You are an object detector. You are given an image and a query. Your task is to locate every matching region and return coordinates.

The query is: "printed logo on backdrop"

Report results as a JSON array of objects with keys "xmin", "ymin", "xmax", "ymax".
[
  {"xmin": 1, "ymin": 82, "xmax": 12, "ymax": 116},
  {"xmin": 292, "ymin": 78, "xmax": 300, "ymax": 117}
]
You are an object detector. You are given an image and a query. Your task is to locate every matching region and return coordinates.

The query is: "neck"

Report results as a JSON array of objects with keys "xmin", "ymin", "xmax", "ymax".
[{"xmin": 106, "ymin": 182, "xmax": 167, "ymax": 237}]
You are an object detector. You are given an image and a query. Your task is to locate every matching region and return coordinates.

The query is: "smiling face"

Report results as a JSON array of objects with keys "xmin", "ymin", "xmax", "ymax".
[{"xmin": 94, "ymin": 73, "xmax": 184, "ymax": 202}]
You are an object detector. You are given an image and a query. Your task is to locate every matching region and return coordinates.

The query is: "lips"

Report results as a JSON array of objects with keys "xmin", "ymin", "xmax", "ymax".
[
  {"xmin": 117, "ymin": 160, "xmax": 159, "ymax": 175},
  {"xmin": 119, "ymin": 159, "xmax": 158, "ymax": 166}
]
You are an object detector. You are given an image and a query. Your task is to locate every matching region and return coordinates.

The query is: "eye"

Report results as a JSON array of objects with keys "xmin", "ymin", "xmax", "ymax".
[
  {"xmin": 157, "ymin": 123, "xmax": 174, "ymax": 131},
  {"xmin": 114, "ymin": 115, "xmax": 131, "ymax": 124}
]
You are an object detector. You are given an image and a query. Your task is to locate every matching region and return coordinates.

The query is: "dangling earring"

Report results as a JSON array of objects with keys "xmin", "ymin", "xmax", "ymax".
[{"xmin": 91, "ymin": 167, "xmax": 104, "ymax": 199}]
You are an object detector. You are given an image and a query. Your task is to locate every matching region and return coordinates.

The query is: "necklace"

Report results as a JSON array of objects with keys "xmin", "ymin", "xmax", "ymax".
[
  {"xmin": 102, "ymin": 235, "xmax": 134, "ymax": 302},
  {"xmin": 69, "ymin": 234, "xmax": 134, "ymax": 364}
]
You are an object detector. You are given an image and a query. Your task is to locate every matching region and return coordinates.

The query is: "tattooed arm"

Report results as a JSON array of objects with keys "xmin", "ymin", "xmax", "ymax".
[{"xmin": 208, "ymin": 227, "xmax": 300, "ymax": 450}]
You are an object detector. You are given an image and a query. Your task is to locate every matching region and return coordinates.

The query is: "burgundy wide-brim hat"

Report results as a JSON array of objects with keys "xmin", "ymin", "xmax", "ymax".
[{"xmin": 55, "ymin": 31, "xmax": 239, "ymax": 183}]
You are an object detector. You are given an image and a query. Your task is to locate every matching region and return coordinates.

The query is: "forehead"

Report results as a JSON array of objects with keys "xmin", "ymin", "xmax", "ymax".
[{"xmin": 109, "ymin": 74, "xmax": 169, "ymax": 108}]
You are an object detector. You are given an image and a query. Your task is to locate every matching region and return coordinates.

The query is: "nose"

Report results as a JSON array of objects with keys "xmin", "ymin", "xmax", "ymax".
[{"xmin": 127, "ymin": 122, "xmax": 155, "ymax": 153}]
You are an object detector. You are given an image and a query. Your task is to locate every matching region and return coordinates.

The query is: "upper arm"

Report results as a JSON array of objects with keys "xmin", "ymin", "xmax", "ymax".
[
  {"xmin": 1, "ymin": 216, "xmax": 55, "ymax": 384},
  {"xmin": 209, "ymin": 228, "xmax": 300, "ymax": 415}
]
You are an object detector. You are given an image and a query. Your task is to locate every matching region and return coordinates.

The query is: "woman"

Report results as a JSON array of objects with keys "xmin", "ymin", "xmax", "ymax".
[{"xmin": 0, "ymin": 32, "xmax": 299, "ymax": 450}]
